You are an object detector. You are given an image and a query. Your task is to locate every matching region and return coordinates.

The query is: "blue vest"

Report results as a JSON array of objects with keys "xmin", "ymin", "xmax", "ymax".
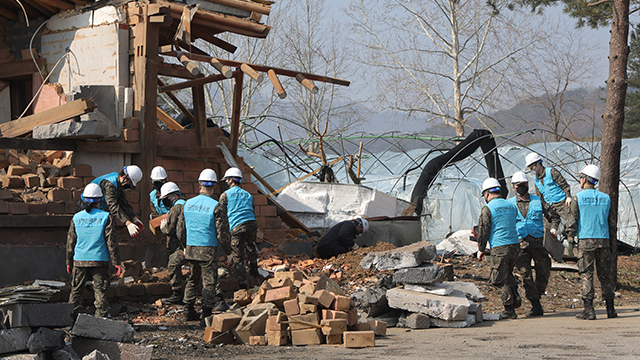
[
  {"xmin": 72, "ymin": 208, "xmax": 110, "ymax": 262},
  {"xmin": 225, "ymin": 186, "xmax": 256, "ymax": 230},
  {"xmin": 576, "ymin": 189, "xmax": 610, "ymax": 240},
  {"xmin": 184, "ymin": 194, "xmax": 219, "ymax": 247},
  {"xmin": 508, "ymin": 195, "xmax": 545, "ymax": 239},
  {"xmin": 150, "ymin": 189, "xmax": 170, "ymax": 215},
  {"xmin": 486, "ymin": 198, "xmax": 520, "ymax": 248},
  {"xmin": 81, "ymin": 172, "xmax": 119, "ymax": 211},
  {"xmin": 174, "ymin": 198, "xmax": 186, "ymax": 207},
  {"xmin": 533, "ymin": 167, "xmax": 566, "ymax": 204}
]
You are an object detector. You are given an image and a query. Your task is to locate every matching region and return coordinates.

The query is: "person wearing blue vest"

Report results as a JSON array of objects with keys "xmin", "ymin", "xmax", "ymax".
[
  {"xmin": 78, "ymin": 165, "xmax": 145, "ymax": 239},
  {"xmin": 177, "ymin": 169, "xmax": 230, "ymax": 326},
  {"xmin": 476, "ymin": 178, "xmax": 521, "ymax": 319},
  {"xmin": 150, "ymin": 166, "xmax": 169, "ymax": 218},
  {"xmin": 157, "ymin": 182, "xmax": 187, "ymax": 305},
  {"xmin": 67, "ymin": 183, "xmax": 122, "ymax": 317},
  {"xmin": 567, "ymin": 164, "xmax": 616, "ymax": 320},
  {"xmin": 509, "ymin": 171, "xmax": 560, "ymax": 317},
  {"xmin": 218, "ymin": 167, "xmax": 259, "ymax": 289},
  {"xmin": 525, "ymin": 152, "xmax": 576, "ymax": 258}
]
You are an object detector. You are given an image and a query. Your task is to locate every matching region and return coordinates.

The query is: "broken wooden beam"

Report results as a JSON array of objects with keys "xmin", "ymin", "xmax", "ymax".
[
  {"xmin": 0, "ymin": 99, "xmax": 97, "ymax": 138},
  {"xmin": 192, "ymin": 27, "xmax": 237, "ymax": 54},
  {"xmin": 268, "ymin": 69, "xmax": 286, "ymax": 99},
  {"xmin": 156, "ymin": 107, "xmax": 185, "ymax": 131}
]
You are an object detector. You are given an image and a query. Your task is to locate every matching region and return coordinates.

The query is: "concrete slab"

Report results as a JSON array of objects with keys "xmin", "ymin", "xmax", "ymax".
[
  {"xmin": 483, "ymin": 313, "xmax": 501, "ymax": 321},
  {"xmin": 359, "ymin": 241, "xmax": 437, "ymax": 271},
  {"xmin": 387, "ymin": 288, "xmax": 469, "ymax": 321},
  {"xmin": 27, "ymin": 328, "xmax": 65, "ymax": 353},
  {"xmin": 352, "ymin": 287, "xmax": 390, "ymax": 318},
  {"xmin": 469, "ymin": 302, "xmax": 483, "ymax": 324},
  {"xmin": 0, "ymin": 354, "xmax": 47, "ymax": 360},
  {"xmin": 435, "ymin": 230, "xmax": 479, "ymax": 256},
  {"xmin": 442, "ymin": 281, "xmax": 487, "ymax": 302},
  {"xmin": 403, "ymin": 283, "xmax": 453, "ymax": 296},
  {"xmin": 71, "ymin": 314, "xmax": 135, "ymax": 342},
  {"xmin": 1, "ymin": 303, "xmax": 74, "ymax": 328},
  {"xmin": 72, "ymin": 338, "xmax": 151, "ymax": 360},
  {"xmin": 0, "ymin": 327, "xmax": 31, "ymax": 355},
  {"xmin": 52, "ymin": 345, "xmax": 82, "ymax": 360},
  {"xmin": 429, "ymin": 314, "xmax": 477, "ymax": 328},
  {"xmin": 393, "ymin": 263, "xmax": 446, "ymax": 285},
  {"xmin": 33, "ymin": 111, "xmax": 120, "ymax": 140}
]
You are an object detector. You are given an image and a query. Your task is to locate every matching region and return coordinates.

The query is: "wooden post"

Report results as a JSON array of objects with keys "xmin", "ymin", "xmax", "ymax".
[
  {"xmin": 230, "ymin": 71, "xmax": 243, "ymax": 157},
  {"xmin": 132, "ymin": 4, "xmax": 161, "ymax": 225},
  {"xmin": 192, "ymin": 84, "xmax": 208, "ymax": 147}
]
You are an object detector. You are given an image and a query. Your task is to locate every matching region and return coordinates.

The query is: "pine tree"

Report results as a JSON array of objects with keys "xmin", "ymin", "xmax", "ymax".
[{"xmin": 624, "ymin": 23, "xmax": 640, "ymax": 138}]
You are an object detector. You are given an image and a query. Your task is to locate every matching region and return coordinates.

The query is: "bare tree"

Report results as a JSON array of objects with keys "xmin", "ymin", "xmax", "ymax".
[
  {"xmin": 348, "ymin": 0, "xmax": 543, "ymax": 136},
  {"xmin": 509, "ymin": 25, "xmax": 604, "ymax": 141}
]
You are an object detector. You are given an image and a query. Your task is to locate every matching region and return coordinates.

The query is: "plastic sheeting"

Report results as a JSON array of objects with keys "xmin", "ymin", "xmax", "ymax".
[{"xmin": 240, "ymin": 135, "xmax": 640, "ymax": 248}]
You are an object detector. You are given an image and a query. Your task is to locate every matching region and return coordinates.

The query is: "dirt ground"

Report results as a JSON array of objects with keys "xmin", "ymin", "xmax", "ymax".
[{"xmin": 111, "ymin": 245, "xmax": 640, "ymax": 359}]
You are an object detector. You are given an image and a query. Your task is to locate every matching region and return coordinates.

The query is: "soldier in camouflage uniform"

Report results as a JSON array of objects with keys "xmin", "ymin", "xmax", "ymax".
[
  {"xmin": 150, "ymin": 166, "xmax": 169, "ymax": 218},
  {"xmin": 157, "ymin": 182, "xmax": 187, "ymax": 305},
  {"xmin": 218, "ymin": 167, "xmax": 259, "ymax": 289},
  {"xmin": 477, "ymin": 178, "xmax": 521, "ymax": 319},
  {"xmin": 77, "ymin": 165, "xmax": 145, "ymax": 239},
  {"xmin": 177, "ymin": 169, "xmax": 230, "ymax": 326},
  {"xmin": 509, "ymin": 171, "xmax": 560, "ymax": 317},
  {"xmin": 567, "ymin": 164, "xmax": 617, "ymax": 320},
  {"xmin": 67, "ymin": 184, "xmax": 122, "ymax": 318},
  {"xmin": 526, "ymin": 152, "xmax": 576, "ymax": 258}
]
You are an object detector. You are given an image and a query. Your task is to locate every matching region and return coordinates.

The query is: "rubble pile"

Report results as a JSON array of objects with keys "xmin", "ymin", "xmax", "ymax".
[
  {"xmin": 0, "ymin": 299, "xmax": 151, "ymax": 360},
  {"xmin": 202, "ymin": 271, "xmax": 383, "ymax": 348},
  {"xmin": 0, "ymin": 149, "xmax": 95, "ymax": 216}
]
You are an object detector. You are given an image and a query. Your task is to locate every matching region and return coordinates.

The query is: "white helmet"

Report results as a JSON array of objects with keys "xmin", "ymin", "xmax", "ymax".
[
  {"xmin": 150, "ymin": 166, "xmax": 167, "ymax": 181},
  {"xmin": 482, "ymin": 178, "xmax": 501, "ymax": 193},
  {"xmin": 198, "ymin": 169, "xmax": 217, "ymax": 184},
  {"xmin": 160, "ymin": 182, "xmax": 180, "ymax": 198},
  {"xmin": 525, "ymin": 152, "xmax": 542, "ymax": 167},
  {"xmin": 511, "ymin": 171, "xmax": 528, "ymax": 185},
  {"xmin": 83, "ymin": 183, "xmax": 103, "ymax": 202},
  {"xmin": 124, "ymin": 165, "xmax": 143, "ymax": 186},
  {"xmin": 224, "ymin": 167, "xmax": 243, "ymax": 180},
  {"xmin": 357, "ymin": 217, "xmax": 369, "ymax": 233},
  {"xmin": 580, "ymin": 164, "xmax": 601, "ymax": 181}
]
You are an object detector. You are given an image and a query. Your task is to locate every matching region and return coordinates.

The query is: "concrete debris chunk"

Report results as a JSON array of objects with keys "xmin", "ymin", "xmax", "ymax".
[
  {"xmin": 1, "ymin": 303, "xmax": 74, "ymax": 328},
  {"xmin": 403, "ymin": 283, "xmax": 453, "ymax": 296},
  {"xmin": 0, "ymin": 354, "xmax": 47, "ymax": 359},
  {"xmin": 393, "ymin": 263, "xmax": 446, "ymax": 285},
  {"xmin": 351, "ymin": 287, "xmax": 390, "ymax": 318},
  {"xmin": 52, "ymin": 344, "xmax": 82, "ymax": 360},
  {"xmin": 468, "ymin": 302, "xmax": 483, "ymax": 323},
  {"xmin": 81, "ymin": 349, "xmax": 110, "ymax": 360},
  {"xmin": 33, "ymin": 110, "xmax": 120, "ymax": 140},
  {"xmin": 482, "ymin": 313, "xmax": 501, "ymax": 321},
  {"xmin": 0, "ymin": 327, "xmax": 31, "ymax": 354},
  {"xmin": 387, "ymin": 288, "xmax": 469, "ymax": 321},
  {"xmin": 71, "ymin": 314, "xmax": 135, "ymax": 342},
  {"xmin": 27, "ymin": 327, "xmax": 65, "ymax": 353},
  {"xmin": 429, "ymin": 314, "xmax": 476, "ymax": 328},
  {"xmin": 405, "ymin": 313, "xmax": 430, "ymax": 329},
  {"xmin": 72, "ymin": 338, "xmax": 151, "ymax": 360},
  {"xmin": 435, "ymin": 230, "xmax": 479, "ymax": 255},
  {"xmin": 442, "ymin": 281, "xmax": 487, "ymax": 302},
  {"xmin": 359, "ymin": 241, "xmax": 437, "ymax": 271}
]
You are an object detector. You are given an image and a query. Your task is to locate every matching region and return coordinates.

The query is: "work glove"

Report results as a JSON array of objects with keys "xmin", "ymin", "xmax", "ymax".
[
  {"xmin": 550, "ymin": 228, "xmax": 557, "ymax": 237},
  {"xmin": 114, "ymin": 265, "xmax": 122, "ymax": 277},
  {"xmin": 127, "ymin": 222, "xmax": 140, "ymax": 237},
  {"xmin": 67, "ymin": 265, "xmax": 72, "ymax": 275},
  {"xmin": 477, "ymin": 251, "xmax": 484, "ymax": 262},
  {"xmin": 160, "ymin": 218, "xmax": 170, "ymax": 234},
  {"xmin": 565, "ymin": 197, "xmax": 572, "ymax": 207},
  {"xmin": 134, "ymin": 218, "xmax": 145, "ymax": 232}
]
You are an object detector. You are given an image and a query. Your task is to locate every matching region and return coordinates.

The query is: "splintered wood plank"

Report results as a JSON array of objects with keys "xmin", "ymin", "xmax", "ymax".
[
  {"xmin": 156, "ymin": 107, "xmax": 185, "ymax": 131},
  {"xmin": 0, "ymin": 98, "xmax": 96, "ymax": 138}
]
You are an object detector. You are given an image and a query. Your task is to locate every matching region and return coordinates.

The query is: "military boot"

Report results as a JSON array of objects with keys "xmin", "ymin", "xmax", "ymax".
[
  {"xmin": 606, "ymin": 299, "xmax": 618, "ymax": 319},
  {"xmin": 500, "ymin": 305, "xmax": 517, "ymax": 320},
  {"xmin": 512, "ymin": 286, "xmax": 522, "ymax": 309},
  {"xmin": 214, "ymin": 294, "xmax": 229, "ymax": 312},
  {"xmin": 249, "ymin": 262, "xmax": 260, "ymax": 278},
  {"xmin": 183, "ymin": 304, "xmax": 199, "ymax": 322},
  {"xmin": 160, "ymin": 290, "xmax": 183, "ymax": 305},
  {"xmin": 526, "ymin": 298, "xmax": 544, "ymax": 317},
  {"xmin": 200, "ymin": 307, "xmax": 212, "ymax": 327},
  {"xmin": 576, "ymin": 299, "xmax": 596, "ymax": 320}
]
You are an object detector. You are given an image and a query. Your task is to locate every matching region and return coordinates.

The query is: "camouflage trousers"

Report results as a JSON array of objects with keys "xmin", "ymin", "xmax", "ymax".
[
  {"xmin": 69, "ymin": 266, "xmax": 110, "ymax": 317},
  {"xmin": 578, "ymin": 247, "xmax": 615, "ymax": 301},
  {"xmin": 229, "ymin": 220, "xmax": 258, "ymax": 286},
  {"xmin": 167, "ymin": 248, "xmax": 187, "ymax": 292},
  {"xmin": 489, "ymin": 243, "xmax": 520, "ymax": 307},
  {"xmin": 516, "ymin": 245, "xmax": 551, "ymax": 302},
  {"xmin": 184, "ymin": 247, "xmax": 220, "ymax": 308}
]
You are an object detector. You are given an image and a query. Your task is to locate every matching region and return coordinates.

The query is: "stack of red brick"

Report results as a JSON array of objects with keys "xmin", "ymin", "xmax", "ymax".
[
  {"xmin": 0, "ymin": 149, "xmax": 95, "ymax": 215},
  {"xmin": 202, "ymin": 271, "xmax": 385, "ymax": 348}
]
